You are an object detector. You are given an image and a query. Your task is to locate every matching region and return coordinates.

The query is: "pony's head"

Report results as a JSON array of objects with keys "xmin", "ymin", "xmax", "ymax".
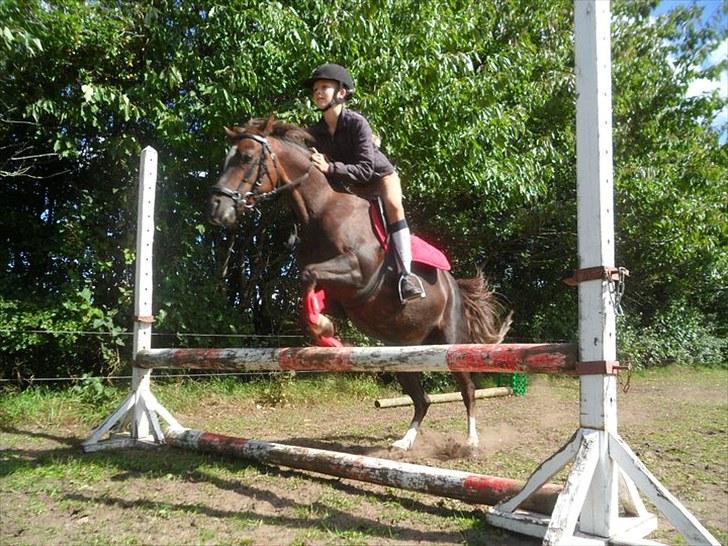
[
  {"xmin": 208, "ymin": 118, "xmax": 277, "ymax": 228},
  {"xmin": 208, "ymin": 117, "xmax": 314, "ymax": 228}
]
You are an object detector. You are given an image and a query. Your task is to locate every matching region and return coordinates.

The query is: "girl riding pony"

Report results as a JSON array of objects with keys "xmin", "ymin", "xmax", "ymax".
[{"xmin": 305, "ymin": 63, "xmax": 425, "ymax": 302}]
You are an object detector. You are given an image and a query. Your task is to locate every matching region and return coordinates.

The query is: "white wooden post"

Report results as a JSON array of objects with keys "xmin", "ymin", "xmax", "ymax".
[
  {"xmin": 131, "ymin": 146, "xmax": 158, "ymax": 440},
  {"xmin": 83, "ymin": 146, "xmax": 181, "ymax": 452},
  {"xmin": 574, "ymin": 0, "xmax": 618, "ymax": 537},
  {"xmin": 486, "ymin": 2, "xmax": 719, "ymax": 544}
]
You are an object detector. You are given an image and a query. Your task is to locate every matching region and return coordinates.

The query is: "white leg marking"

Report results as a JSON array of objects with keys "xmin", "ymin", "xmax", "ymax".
[
  {"xmin": 392, "ymin": 425, "xmax": 418, "ymax": 451},
  {"xmin": 467, "ymin": 416, "xmax": 479, "ymax": 448}
]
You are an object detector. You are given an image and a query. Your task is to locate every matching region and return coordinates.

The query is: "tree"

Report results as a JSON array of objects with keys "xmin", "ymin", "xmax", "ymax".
[
  {"xmin": 610, "ymin": 0, "xmax": 727, "ymax": 366},
  {"xmin": 1, "ymin": 0, "xmax": 725, "ymax": 380}
]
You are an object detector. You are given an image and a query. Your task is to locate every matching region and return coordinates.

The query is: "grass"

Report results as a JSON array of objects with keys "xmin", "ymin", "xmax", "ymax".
[
  {"xmin": 156, "ymin": 373, "xmax": 392, "ymax": 411},
  {"xmin": 0, "ymin": 372, "xmax": 392, "ymax": 418},
  {"xmin": 1, "ymin": 367, "xmax": 726, "ymax": 545}
]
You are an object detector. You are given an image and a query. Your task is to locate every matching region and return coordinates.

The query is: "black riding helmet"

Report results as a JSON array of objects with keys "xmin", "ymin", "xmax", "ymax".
[
  {"xmin": 304, "ymin": 63, "xmax": 355, "ymax": 92},
  {"xmin": 304, "ymin": 63, "xmax": 355, "ymax": 110}
]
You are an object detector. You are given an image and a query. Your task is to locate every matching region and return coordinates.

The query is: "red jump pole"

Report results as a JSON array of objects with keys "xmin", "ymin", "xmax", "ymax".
[
  {"xmin": 166, "ymin": 428, "xmax": 561, "ymax": 515},
  {"xmin": 137, "ymin": 343, "xmax": 577, "ymax": 374}
]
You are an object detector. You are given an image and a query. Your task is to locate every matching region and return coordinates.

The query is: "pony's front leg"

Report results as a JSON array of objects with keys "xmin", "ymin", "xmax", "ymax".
[
  {"xmin": 301, "ymin": 252, "xmax": 363, "ymax": 343},
  {"xmin": 302, "ymin": 286, "xmax": 336, "ymax": 339},
  {"xmin": 301, "ymin": 251, "xmax": 363, "ymax": 288}
]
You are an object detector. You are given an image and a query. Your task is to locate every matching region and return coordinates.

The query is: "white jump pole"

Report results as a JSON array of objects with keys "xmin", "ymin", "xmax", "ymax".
[
  {"xmin": 486, "ymin": 2, "xmax": 718, "ymax": 545},
  {"xmin": 134, "ymin": 343, "xmax": 576, "ymax": 373},
  {"xmin": 166, "ymin": 428, "xmax": 562, "ymax": 513},
  {"xmin": 374, "ymin": 387, "xmax": 513, "ymax": 409}
]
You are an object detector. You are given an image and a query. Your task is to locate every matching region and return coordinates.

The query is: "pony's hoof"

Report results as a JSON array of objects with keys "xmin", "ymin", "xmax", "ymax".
[
  {"xmin": 391, "ymin": 438, "xmax": 413, "ymax": 451},
  {"xmin": 309, "ymin": 314, "xmax": 334, "ymax": 338},
  {"xmin": 467, "ymin": 435, "xmax": 480, "ymax": 449},
  {"xmin": 317, "ymin": 315, "xmax": 335, "ymax": 338}
]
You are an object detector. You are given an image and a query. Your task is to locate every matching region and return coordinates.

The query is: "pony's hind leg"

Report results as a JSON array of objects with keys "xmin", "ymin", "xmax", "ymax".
[
  {"xmin": 392, "ymin": 372, "xmax": 430, "ymax": 450},
  {"xmin": 453, "ymin": 372, "xmax": 479, "ymax": 448}
]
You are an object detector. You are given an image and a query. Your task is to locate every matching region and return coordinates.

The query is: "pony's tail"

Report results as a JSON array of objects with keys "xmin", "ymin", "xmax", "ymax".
[{"xmin": 457, "ymin": 273, "xmax": 512, "ymax": 344}]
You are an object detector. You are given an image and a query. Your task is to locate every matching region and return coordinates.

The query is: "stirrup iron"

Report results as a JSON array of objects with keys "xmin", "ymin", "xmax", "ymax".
[{"xmin": 398, "ymin": 274, "xmax": 426, "ymax": 303}]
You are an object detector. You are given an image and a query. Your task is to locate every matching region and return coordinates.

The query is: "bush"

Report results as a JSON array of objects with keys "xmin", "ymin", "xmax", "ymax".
[
  {"xmin": 0, "ymin": 289, "xmax": 127, "ymax": 382},
  {"xmin": 618, "ymin": 303, "xmax": 726, "ymax": 369}
]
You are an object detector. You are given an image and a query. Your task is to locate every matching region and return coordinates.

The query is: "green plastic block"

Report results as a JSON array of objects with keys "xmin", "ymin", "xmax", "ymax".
[{"xmin": 495, "ymin": 373, "xmax": 528, "ymax": 396}]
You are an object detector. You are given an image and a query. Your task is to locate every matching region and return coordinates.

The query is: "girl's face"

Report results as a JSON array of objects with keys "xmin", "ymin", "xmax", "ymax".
[{"xmin": 312, "ymin": 79, "xmax": 346, "ymax": 110}]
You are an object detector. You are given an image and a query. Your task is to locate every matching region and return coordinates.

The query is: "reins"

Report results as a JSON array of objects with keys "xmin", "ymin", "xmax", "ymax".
[{"xmin": 254, "ymin": 169, "xmax": 311, "ymax": 204}]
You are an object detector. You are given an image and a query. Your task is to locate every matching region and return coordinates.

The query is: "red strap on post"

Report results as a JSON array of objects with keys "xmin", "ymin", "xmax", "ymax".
[
  {"xmin": 134, "ymin": 315, "xmax": 155, "ymax": 324},
  {"xmin": 562, "ymin": 266, "xmax": 629, "ymax": 287},
  {"xmin": 575, "ymin": 360, "xmax": 624, "ymax": 375}
]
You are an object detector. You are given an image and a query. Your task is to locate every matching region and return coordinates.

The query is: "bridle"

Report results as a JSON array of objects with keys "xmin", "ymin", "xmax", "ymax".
[
  {"xmin": 211, "ymin": 132, "xmax": 311, "ymax": 278},
  {"xmin": 211, "ymin": 133, "xmax": 310, "ymax": 210}
]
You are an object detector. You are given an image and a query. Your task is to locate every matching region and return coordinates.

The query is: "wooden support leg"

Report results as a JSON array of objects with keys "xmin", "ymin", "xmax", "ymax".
[
  {"xmin": 81, "ymin": 382, "xmax": 183, "ymax": 453},
  {"xmin": 609, "ymin": 434, "xmax": 719, "ymax": 546}
]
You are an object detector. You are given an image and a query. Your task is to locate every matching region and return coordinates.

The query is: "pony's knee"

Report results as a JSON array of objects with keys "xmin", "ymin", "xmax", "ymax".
[{"xmin": 301, "ymin": 266, "xmax": 317, "ymax": 285}]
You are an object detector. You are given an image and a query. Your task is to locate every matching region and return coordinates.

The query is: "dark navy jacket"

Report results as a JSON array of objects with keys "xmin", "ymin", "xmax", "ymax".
[{"xmin": 308, "ymin": 109, "xmax": 395, "ymax": 185}]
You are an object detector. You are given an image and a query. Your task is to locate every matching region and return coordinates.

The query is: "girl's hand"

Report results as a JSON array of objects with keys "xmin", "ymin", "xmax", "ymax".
[{"xmin": 311, "ymin": 148, "xmax": 330, "ymax": 174}]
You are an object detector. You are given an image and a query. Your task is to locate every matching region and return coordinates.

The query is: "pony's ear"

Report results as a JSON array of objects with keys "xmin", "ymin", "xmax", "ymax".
[
  {"xmin": 224, "ymin": 126, "xmax": 239, "ymax": 139},
  {"xmin": 263, "ymin": 115, "xmax": 275, "ymax": 136}
]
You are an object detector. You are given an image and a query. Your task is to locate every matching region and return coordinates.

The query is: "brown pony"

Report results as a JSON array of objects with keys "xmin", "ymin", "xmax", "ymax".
[{"xmin": 208, "ymin": 118, "xmax": 511, "ymax": 451}]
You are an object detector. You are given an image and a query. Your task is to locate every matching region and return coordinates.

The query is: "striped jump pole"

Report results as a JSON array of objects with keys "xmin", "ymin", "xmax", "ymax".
[
  {"xmin": 166, "ymin": 428, "xmax": 561, "ymax": 515},
  {"xmin": 136, "ymin": 343, "xmax": 577, "ymax": 374}
]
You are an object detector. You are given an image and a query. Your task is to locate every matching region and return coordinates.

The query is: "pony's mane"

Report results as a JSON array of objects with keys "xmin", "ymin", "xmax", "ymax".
[{"xmin": 232, "ymin": 118, "xmax": 314, "ymax": 149}]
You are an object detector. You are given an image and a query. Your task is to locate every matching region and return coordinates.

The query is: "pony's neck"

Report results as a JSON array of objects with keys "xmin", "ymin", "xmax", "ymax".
[{"xmin": 272, "ymin": 139, "xmax": 332, "ymax": 225}]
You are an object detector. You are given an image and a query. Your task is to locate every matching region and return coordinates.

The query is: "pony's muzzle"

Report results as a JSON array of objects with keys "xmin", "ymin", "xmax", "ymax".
[{"xmin": 208, "ymin": 195, "xmax": 238, "ymax": 228}]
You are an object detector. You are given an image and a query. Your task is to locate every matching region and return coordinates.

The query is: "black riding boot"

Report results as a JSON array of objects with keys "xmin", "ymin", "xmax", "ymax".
[{"xmin": 390, "ymin": 220, "xmax": 426, "ymax": 303}]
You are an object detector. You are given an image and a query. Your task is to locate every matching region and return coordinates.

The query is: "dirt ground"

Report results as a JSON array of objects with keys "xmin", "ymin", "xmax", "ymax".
[{"xmin": 1, "ymin": 368, "xmax": 726, "ymax": 545}]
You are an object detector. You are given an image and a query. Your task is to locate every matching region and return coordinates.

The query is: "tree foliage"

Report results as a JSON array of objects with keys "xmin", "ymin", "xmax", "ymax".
[{"xmin": 1, "ymin": 0, "xmax": 725, "ymax": 380}]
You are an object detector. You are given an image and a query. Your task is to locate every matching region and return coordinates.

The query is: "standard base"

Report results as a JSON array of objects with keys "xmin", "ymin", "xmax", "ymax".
[
  {"xmin": 487, "ymin": 508, "xmax": 659, "ymax": 545},
  {"xmin": 82, "ymin": 433, "xmax": 163, "ymax": 453},
  {"xmin": 82, "ymin": 387, "xmax": 183, "ymax": 452},
  {"xmin": 485, "ymin": 428, "xmax": 718, "ymax": 546}
]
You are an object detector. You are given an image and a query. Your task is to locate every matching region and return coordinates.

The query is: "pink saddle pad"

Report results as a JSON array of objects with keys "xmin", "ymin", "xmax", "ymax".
[{"xmin": 369, "ymin": 202, "xmax": 451, "ymax": 271}]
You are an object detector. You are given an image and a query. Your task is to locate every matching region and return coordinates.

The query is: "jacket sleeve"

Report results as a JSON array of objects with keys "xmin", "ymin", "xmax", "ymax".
[{"xmin": 328, "ymin": 116, "xmax": 375, "ymax": 184}]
